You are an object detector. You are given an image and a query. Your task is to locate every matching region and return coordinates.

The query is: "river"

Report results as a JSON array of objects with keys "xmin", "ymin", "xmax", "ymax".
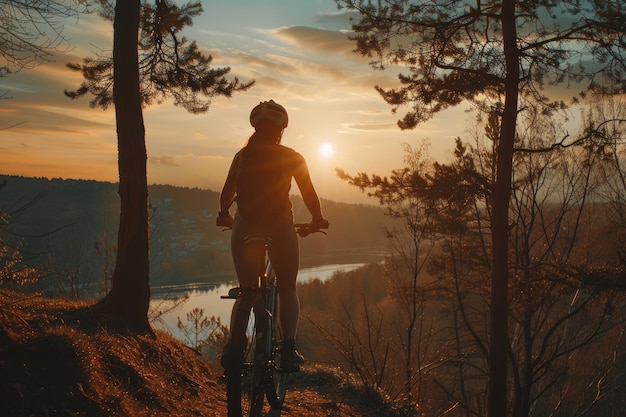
[{"xmin": 150, "ymin": 263, "xmax": 365, "ymax": 340}]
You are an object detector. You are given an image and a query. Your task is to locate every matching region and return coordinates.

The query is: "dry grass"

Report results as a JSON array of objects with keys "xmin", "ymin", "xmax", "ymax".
[{"xmin": 0, "ymin": 289, "xmax": 404, "ymax": 417}]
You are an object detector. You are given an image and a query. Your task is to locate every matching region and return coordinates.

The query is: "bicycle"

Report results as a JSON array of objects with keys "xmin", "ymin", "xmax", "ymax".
[{"xmin": 221, "ymin": 222, "xmax": 327, "ymax": 417}]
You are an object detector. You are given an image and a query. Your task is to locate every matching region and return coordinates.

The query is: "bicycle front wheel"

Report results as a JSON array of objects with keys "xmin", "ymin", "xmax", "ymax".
[
  {"xmin": 266, "ymin": 338, "xmax": 290, "ymax": 412},
  {"xmin": 226, "ymin": 291, "xmax": 267, "ymax": 417},
  {"xmin": 264, "ymin": 286, "xmax": 289, "ymax": 412}
]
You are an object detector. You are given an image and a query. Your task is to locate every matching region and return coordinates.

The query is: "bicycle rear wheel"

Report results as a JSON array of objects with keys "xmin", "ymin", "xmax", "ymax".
[{"xmin": 226, "ymin": 291, "xmax": 267, "ymax": 417}]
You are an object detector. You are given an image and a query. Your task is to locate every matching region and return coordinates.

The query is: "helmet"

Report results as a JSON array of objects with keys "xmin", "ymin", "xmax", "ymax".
[{"xmin": 249, "ymin": 100, "xmax": 288, "ymax": 129}]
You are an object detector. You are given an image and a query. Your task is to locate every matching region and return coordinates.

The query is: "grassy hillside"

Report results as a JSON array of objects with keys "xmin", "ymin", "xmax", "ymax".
[{"xmin": 0, "ymin": 289, "xmax": 407, "ymax": 417}]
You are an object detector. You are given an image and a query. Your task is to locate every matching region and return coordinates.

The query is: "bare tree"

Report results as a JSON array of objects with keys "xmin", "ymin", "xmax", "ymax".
[
  {"xmin": 338, "ymin": 141, "xmax": 441, "ymax": 404},
  {"xmin": 176, "ymin": 307, "xmax": 225, "ymax": 352},
  {"xmin": 585, "ymin": 97, "xmax": 626, "ymax": 265},
  {"xmin": 332, "ymin": 105, "xmax": 626, "ymax": 415},
  {"xmin": 0, "ymin": 0, "xmax": 89, "ymax": 78},
  {"xmin": 309, "ymin": 295, "xmax": 397, "ymax": 395},
  {"xmin": 505, "ymin": 114, "xmax": 616, "ymax": 417},
  {"xmin": 0, "ymin": 186, "xmax": 46, "ymax": 289},
  {"xmin": 426, "ymin": 110, "xmax": 626, "ymax": 417},
  {"xmin": 335, "ymin": 2, "xmax": 626, "ymax": 414}
]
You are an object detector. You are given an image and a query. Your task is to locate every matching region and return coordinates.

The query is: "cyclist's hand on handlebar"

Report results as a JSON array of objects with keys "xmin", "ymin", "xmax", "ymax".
[
  {"xmin": 216, "ymin": 212, "xmax": 234, "ymax": 228},
  {"xmin": 298, "ymin": 218, "xmax": 329, "ymax": 237},
  {"xmin": 311, "ymin": 218, "xmax": 329, "ymax": 230}
]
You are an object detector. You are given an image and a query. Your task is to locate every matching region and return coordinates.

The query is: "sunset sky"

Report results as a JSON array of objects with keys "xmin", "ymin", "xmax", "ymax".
[{"xmin": 0, "ymin": 1, "xmax": 470, "ymax": 205}]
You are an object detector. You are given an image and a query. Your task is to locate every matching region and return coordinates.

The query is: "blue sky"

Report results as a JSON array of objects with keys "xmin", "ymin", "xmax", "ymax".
[{"xmin": 0, "ymin": 1, "xmax": 468, "ymax": 205}]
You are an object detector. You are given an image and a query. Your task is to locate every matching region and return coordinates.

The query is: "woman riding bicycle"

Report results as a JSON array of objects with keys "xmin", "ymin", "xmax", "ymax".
[{"xmin": 216, "ymin": 99, "xmax": 329, "ymax": 371}]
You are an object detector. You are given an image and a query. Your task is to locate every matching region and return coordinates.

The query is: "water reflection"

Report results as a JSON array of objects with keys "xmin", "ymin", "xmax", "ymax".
[{"xmin": 151, "ymin": 263, "xmax": 364, "ymax": 340}]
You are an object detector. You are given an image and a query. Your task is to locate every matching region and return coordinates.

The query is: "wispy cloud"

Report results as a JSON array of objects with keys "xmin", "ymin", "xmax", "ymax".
[
  {"xmin": 199, "ymin": 154, "xmax": 226, "ymax": 160},
  {"xmin": 1, "ymin": 106, "xmax": 113, "ymax": 135},
  {"xmin": 341, "ymin": 121, "xmax": 398, "ymax": 132},
  {"xmin": 149, "ymin": 156, "xmax": 179, "ymax": 167}
]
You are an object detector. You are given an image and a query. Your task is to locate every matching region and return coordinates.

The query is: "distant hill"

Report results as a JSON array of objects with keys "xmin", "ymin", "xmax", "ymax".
[{"xmin": 0, "ymin": 175, "xmax": 392, "ymax": 297}]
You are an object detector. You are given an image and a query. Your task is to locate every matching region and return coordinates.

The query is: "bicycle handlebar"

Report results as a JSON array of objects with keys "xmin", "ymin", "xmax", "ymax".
[
  {"xmin": 294, "ymin": 221, "xmax": 329, "ymax": 237},
  {"xmin": 217, "ymin": 220, "xmax": 329, "ymax": 237}
]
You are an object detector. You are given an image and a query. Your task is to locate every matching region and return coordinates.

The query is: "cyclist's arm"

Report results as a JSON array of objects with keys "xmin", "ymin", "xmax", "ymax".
[
  {"xmin": 292, "ymin": 153, "xmax": 326, "ymax": 223},
  {"xmin": 219, "ymin": 152, "xmax": 240, "ymax": 214}
]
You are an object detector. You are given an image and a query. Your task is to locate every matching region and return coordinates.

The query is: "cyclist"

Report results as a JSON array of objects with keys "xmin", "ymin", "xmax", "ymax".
[{"xmin": 216, "ymin": 99, "xmax": 329, "ymax": 371}]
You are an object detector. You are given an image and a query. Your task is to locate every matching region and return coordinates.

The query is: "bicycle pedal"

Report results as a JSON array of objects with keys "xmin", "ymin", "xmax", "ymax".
[{"xmin": 220, "ymin": 287, "xmax": 242, "ymax": 299}]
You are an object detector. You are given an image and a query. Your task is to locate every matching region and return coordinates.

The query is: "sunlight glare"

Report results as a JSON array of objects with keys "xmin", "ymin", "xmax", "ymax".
[{"xmin": 319, "ymin": 142, "xmax": 335, "ymax": 158}]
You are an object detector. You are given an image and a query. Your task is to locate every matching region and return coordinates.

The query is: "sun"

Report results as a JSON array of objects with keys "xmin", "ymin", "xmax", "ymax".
[{"xmin": 319, "ymin": 142, "xmax": 335, "ymax": 159}]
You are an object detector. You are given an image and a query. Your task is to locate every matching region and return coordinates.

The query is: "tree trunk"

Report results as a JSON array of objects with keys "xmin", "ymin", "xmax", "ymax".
[
  {"xmin": 488, "ymin": 0, "xmax": 519, "ymax": 416},
  {"xmin": 96, "ymin": 0, "xmax": 150, "ymax": 330}
]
